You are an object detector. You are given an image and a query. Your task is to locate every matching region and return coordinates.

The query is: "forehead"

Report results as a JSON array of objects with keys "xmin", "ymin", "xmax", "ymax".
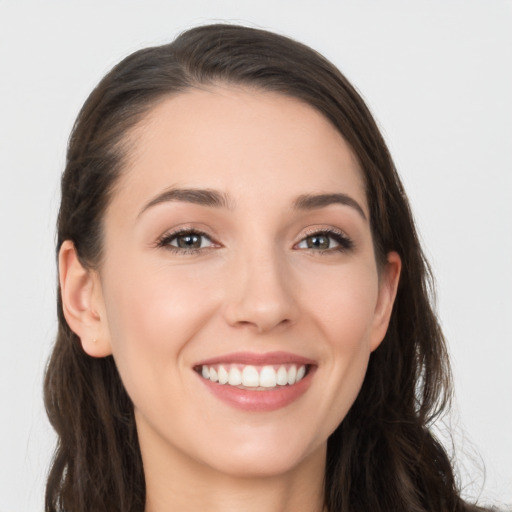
[{"xmin": 112, "ymin": 86, "xmax": 367, "ymax": 216}]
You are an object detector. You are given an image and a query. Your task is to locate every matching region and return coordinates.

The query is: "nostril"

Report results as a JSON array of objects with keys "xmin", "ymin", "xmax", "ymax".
[{"xmin": 222, "ymin": 270, "xmax": 299, "ymax": 333}]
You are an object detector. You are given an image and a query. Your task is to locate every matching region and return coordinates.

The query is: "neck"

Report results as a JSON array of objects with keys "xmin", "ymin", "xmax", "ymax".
[{"xmin": 141, "ymin": 431, "xmax": 326, "ymax": 512}]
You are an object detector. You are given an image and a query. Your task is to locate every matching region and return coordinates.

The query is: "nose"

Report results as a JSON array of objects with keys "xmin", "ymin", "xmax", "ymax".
[{"xmin": 222, "ymin": 247, "xmax": 299, "ymax": 334}]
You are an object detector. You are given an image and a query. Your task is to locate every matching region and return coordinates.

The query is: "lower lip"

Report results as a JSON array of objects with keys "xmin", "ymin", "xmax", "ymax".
[{"xmin": 197, "ymin": 368, "xmax": 315, "ymax": 412}]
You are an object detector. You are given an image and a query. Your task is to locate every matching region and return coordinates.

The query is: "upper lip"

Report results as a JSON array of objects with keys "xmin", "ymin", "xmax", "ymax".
[{"xmin": 194, "ymin": 351, "xmax": 316, "ymax": 367}]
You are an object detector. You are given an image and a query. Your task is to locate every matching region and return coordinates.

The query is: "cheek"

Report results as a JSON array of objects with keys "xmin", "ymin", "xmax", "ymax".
[
  {"xmin": 100, "ymin": 255, "xmax": 220, "ymax": 382},
  {"xmin": 304, "ymin": 262, "xmax": 379, "ymax": 347},
  {"xmin": 300, "ymin": 264, "xmax": 379, "ymax": 423}
]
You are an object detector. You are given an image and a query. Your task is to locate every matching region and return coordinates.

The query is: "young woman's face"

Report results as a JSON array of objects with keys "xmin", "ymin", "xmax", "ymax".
[{"xmin": 93, "ymin": 87, "xmax": 400, "ymax": 479}]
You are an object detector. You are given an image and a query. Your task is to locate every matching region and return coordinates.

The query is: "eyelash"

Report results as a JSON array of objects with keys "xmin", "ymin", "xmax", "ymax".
[
  {"xmin": 156, "ymin": 228, "xmax": 217, "ymax": 254},
  {"xmin": 156, "ymin": 228, "xmax": 354, "ymax": 255},
  {"xmin": 297, "ymin": 228, "xmax": 354, "ymax": 254}
]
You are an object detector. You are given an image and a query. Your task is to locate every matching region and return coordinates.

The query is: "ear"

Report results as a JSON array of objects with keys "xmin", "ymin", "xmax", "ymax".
[
  {"xmin": 370, "ymin": 251, "xmax": 402, "ymax": 351},
  {"xmin": 59, "ymin": 240, "xmax": 112, "ymax": 357}
]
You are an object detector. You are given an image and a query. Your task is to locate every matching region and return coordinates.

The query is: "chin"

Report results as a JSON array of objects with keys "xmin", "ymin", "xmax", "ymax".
[{"xmin": 195, "ymin": 429, "xmax": 327, "ymax": 479}]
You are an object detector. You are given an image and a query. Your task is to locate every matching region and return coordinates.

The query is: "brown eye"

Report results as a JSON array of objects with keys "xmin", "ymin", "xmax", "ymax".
[
  {"xmin": 174, "ymin": 233, "xmax": 203, "ymax": 249},
  {"xmin": 298, "ymin": 233, "xmax": 339, "ymax": 250}
]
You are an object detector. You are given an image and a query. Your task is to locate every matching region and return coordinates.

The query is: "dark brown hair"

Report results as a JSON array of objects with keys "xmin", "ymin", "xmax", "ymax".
[{"xmin": 45, "ymin": 23, "xmax": 488, "ymax": 512}]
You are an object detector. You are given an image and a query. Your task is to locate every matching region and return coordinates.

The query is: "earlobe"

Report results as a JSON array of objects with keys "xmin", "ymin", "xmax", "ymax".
[
  {"xmin": 59, "ymin": 240, "xmax": 112, "ymax": 358},
  {"xmin": 370, "ymin": 251, "xmax": 402, "ymax": 352}
]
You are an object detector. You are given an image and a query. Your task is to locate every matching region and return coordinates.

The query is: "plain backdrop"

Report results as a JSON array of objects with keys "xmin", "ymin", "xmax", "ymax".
[{"xmin": 0, "ymin": 1, "xmax": 511, "ymax": 511}]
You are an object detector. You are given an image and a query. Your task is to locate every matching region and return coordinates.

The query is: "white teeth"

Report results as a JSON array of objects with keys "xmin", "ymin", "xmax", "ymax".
[
  {"xmin": 218, "ymin": 365, "xmax": 229, "ymax": 384},
  {"xmin": 228, "ymin": 367, "xmax": 242, "ymax": 386},
  {"xmin": 276, "ymin": 366, "xmax": 288, "ymax": 386},
  {"xmin": 259, "ymin": 366, "xmax": 277, "ymax": 388},
  {"xmin": 199, "ymin": 363, "xmax": 309, "ymax": 389},
  {"xmin": 287, "ymin": 365, "xmax": 297, "ymax": 385},
  {"xmin": 242, "ymin": 365, "xmax": 260, "ymax": 387}
]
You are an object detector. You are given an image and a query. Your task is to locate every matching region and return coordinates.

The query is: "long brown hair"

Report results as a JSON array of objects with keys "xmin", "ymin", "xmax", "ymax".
[{"xmin": 45, "ymin": 24, "xmax": 487, "ymax": 512}]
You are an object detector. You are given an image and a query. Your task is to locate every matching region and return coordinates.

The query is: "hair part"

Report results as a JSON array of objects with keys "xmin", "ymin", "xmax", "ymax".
[{"xmin": 45, "ymin": 23, "xmax": 483, "ymax": 512}]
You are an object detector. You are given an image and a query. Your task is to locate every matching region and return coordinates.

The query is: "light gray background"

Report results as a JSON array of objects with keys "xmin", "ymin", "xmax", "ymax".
[{"xmin": 0, "ymin": 1, "xmax": 511, "ymax": 511}]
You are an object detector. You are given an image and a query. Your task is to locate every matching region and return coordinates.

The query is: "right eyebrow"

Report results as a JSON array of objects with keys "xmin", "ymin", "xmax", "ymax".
[
  {"xmin": 138, "ymin": 187, "xmax": 233, "ymax": 218},
  {"xmin": 293, "ymin": 193, "xmax": 367, "ymax": 221}
]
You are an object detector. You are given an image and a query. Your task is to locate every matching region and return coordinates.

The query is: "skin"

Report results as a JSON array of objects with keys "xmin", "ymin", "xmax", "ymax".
[{"xmin": 59, "ymin": 86, "xmax": 401, "ymax": 512}]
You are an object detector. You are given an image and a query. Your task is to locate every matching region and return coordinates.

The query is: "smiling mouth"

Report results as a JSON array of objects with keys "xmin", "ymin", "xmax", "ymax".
[{"xmin": 194, "ymin": 363, "xmax": 311, "ymax": 390}]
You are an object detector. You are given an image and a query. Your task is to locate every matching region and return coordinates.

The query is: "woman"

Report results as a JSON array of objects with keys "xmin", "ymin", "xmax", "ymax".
[{"xmin": 44, "ymin": 24, "xmax": 491, "ymax": 512}]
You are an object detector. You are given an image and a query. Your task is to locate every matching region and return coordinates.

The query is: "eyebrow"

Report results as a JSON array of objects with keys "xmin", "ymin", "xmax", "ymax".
[
  {"xmin": 138, "ymin": 187, "xmax": 233, "ymax": 217},
  {"xmin": 138, "ymin": 187, "xmax": 366, "ymax": 221},
  {"xmin": 293, "ymin": 193, "xmax": 367, "ymax": 220}
]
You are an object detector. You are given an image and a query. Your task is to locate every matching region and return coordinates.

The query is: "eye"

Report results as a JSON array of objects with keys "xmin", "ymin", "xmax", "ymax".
[
  {"xmin": 296, "ymin": 230, "xmax": 353, "ymax": 252},
  {"xmin": 157, "ymin": 229, "xmax": 217, "ymax": 252}
]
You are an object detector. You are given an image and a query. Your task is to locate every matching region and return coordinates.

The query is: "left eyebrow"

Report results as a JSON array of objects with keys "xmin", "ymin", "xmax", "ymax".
[
  {"xmin": 293, "ymin": 193, "xmax": 367, "ymax": 221},
  {"xmin": 138, "ymin": 187, "xmax": 233, "ymax": 218}
]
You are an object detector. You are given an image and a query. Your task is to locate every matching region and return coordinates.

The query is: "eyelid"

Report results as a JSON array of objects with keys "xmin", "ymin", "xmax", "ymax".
[
  {"xmin": 155, "ymin": 225, "xmax": 353, "ymax": 254},
  {"xmin": 294, "ymin": 226, "xmax": 354, "ymax": 252},
  {"xmin": 156, "ymin": 227, "xmax": 220, "ymax": 252}
]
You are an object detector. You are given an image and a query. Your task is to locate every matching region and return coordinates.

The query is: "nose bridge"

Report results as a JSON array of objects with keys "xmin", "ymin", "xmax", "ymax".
[{"xmin": 223, "ymin": 237, "xmax": 298, "ymax": 333}]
